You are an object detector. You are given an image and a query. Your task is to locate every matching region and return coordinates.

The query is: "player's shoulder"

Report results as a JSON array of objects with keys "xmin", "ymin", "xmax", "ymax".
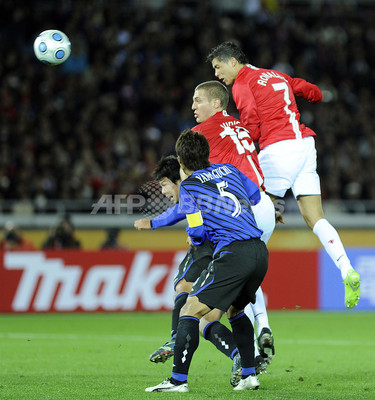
[
  {"xmin": 191, "ymin": 117, "xmax": 211, "ymax": 134},
  {"xmin": 210, "ymin": 162, "xmax": 241, "ymax": 176},
  {"xmin": 204, "ymin": 111, "xmax": 241, "ymax": 131},
  {"xmin": 205, "ymin": 111, "xmax": 234, "ymax": 124},
  {"xmin": 238, "ymin": 64, "xmax": 263, "ymax": 77},
  {"xmin": 234, "ymin": 65, "xmax": 262, "ymax": 90},
  {"xmin": 239, "ymin": 64, "xmax": 284, "ymax": 80},
  {"xmin": 220, "ymin": 110, "xmax": 240, "ymax": 123},
  {"xmin": 194, "ymin": 112, "xmax": 236, "ymax": 132},
  {"xmin": 179, "ymin": 178, "xmax": 195, "ymax": 196},
  {"xmin": 181, "ymin": 173, "xmax": 203, "ymax": 186}
]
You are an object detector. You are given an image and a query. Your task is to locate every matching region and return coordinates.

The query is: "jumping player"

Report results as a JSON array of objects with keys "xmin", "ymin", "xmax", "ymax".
[{"xmin": 207, "ymin": 41, "xmax": 360, "ymax": 309}]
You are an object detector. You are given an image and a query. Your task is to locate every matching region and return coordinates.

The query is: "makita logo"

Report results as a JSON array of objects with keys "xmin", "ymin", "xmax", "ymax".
[{"xmin": 4, "ymin": 251, "xmax": 185, "ymax": 312}]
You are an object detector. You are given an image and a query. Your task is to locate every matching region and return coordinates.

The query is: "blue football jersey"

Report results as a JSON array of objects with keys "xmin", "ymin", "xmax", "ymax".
[{"xmin": 178, "ymin": 163, "xmax": 263, "ymax": 253}]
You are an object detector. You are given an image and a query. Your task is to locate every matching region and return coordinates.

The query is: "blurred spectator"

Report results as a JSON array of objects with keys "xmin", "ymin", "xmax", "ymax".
[
  {"xmin": 100, "ymin": 227, "xmax": 128, "ymax": 250},
  {"xmin": 0, "ymin": 221, "xmax": 35, "ymax": 251},
  {"xmin": 11, "ymin": 196, "xmax": 34, "ymax": 216},
  {"xmin": 42, "ymin": 214, "xmax": 81, "ymax": 249}
]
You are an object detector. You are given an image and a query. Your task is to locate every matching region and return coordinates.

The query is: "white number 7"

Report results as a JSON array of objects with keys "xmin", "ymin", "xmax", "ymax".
[
  {"xmin": 217, "ymin": 181, "xmax": 241, "ymax": 217},
  {"xmin": 272, "ymin": 82, "xmax": 302, "ymax": 139}
]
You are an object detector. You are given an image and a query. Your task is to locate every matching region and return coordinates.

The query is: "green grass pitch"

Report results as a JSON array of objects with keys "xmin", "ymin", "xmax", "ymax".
[{"xmin": 0, "ymin": 311, "xmax": 374, "ymax": 399}]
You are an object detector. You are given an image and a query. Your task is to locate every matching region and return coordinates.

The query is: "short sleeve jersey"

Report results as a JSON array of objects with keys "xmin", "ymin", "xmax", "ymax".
[
  {"xmin": 232, "ymin": 65, "xmax": 322, "ymax": 150},
  {"xmin": 191, "ymin": 111, "xmax": 265, "ymax": 190}
]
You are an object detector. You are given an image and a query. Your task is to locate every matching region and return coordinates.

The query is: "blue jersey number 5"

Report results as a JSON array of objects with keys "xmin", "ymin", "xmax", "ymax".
[{"xmin": 216, "ymin": 181, "xmax": 241, "ymax": 217}]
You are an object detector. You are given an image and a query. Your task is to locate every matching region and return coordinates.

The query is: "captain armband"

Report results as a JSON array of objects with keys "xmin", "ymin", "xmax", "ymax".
[{"xmin": 186, "ymin": 211, "xmax": 204, "ymax": 227}]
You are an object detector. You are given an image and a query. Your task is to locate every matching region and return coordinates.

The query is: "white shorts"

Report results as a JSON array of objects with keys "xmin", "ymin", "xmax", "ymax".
[
  {"xmin": 252, "ymin": 191, "xmax": 275, "ymax": 245},
  {"xmin": 258, "ymin": 136, "xmax": 321, "ymax": 198}
]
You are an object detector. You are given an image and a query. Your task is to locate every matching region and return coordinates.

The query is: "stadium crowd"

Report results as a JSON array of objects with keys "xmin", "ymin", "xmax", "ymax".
[{"xmin": 0, "ymin": 0, "xmax": 374, "ymax": 213}]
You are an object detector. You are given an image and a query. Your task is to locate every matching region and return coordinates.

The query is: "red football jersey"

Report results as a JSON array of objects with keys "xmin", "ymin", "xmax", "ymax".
[
  {"xmin": 233, "ymin": 64, "xmax": 322, "ymax": 150},
  {"xmin": 192, "ymin": 111, "xmax": 265, "ymax": 189}
]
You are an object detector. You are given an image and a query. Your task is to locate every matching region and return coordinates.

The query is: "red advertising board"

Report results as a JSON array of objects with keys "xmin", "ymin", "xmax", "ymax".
[
  {"xmin": 261, "ymin": 250, "xmax": 318, "ymax": 310},
  {"xmin": 0, "ymin": 250, "xmax": 318, "ymax": 312}
]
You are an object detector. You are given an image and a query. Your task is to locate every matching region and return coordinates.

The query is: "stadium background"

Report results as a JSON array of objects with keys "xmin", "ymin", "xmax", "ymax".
[{"xmin": 0, "ymin": 0, "xmax": 374, "ymax": 312}]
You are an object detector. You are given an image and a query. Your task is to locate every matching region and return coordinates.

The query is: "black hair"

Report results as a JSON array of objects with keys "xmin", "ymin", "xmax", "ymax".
[
  {"xmin": 152, "ymin": 155, "xmax": 180, "ymax": 183},
  {"xmin": 206, "ymin": 41, "xmax": 249, "ymax": 65},
  {"xmin": 175, "ymin": 129, "xmax": 210, "ymax": 172}
]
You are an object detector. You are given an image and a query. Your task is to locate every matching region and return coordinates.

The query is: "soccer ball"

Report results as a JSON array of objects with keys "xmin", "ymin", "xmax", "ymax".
[{"xmin": 33, "ymin": 30, "xmax": 71, "ymax": 65}]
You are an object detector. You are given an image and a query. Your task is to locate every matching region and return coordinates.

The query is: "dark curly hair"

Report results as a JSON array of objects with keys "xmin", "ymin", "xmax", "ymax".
[
  {"xmin": 206, "ymin": 41, "xmax": 249, "ymax": 64},
  {"xmin": 152, "ymin": 155, "xmax": 180, "ymax": 183}
]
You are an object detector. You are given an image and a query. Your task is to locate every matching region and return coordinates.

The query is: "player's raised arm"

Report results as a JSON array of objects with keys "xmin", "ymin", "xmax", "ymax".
[
  {"xmin": 134, "ymin": 200, "xmax": 186, "ymax": 231},
  {"xmin": 285, "ymin": 75, "xmax": 323, "ymax": 103},
  {"xmin": 151, "ymin": 203, "xmax": 186, "ymax": 229}
]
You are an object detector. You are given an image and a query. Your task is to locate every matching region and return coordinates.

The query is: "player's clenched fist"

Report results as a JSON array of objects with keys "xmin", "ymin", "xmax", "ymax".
[{"xmin": 134, "ymin": 219, "xmax": 151, "ymax": 230}]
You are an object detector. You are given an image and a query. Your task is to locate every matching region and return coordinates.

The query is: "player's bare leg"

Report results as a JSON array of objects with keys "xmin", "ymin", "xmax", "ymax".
[{"xmin": 297, "ymin": 195, "xmax": 360, "ymax": 308}]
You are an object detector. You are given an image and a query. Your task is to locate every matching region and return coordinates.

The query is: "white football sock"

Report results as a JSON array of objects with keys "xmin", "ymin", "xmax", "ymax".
[
  {"xmin": 312, "ymin": 218, "xmax": 353, "ymax": 280},
  {"xmin": 253, "ymin": 292, "xmax": 271, "ymax": 337},
  {"xmin": 246, "ymin": 287, "xmax": 271, "ymax": 337},
  {"xmin": 254, "ymin": 335, "xmax": 260, "ymax": 357},
  {"xmin": 244, "ymin": 303, "xmax": 255, "ymax": 326}
]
